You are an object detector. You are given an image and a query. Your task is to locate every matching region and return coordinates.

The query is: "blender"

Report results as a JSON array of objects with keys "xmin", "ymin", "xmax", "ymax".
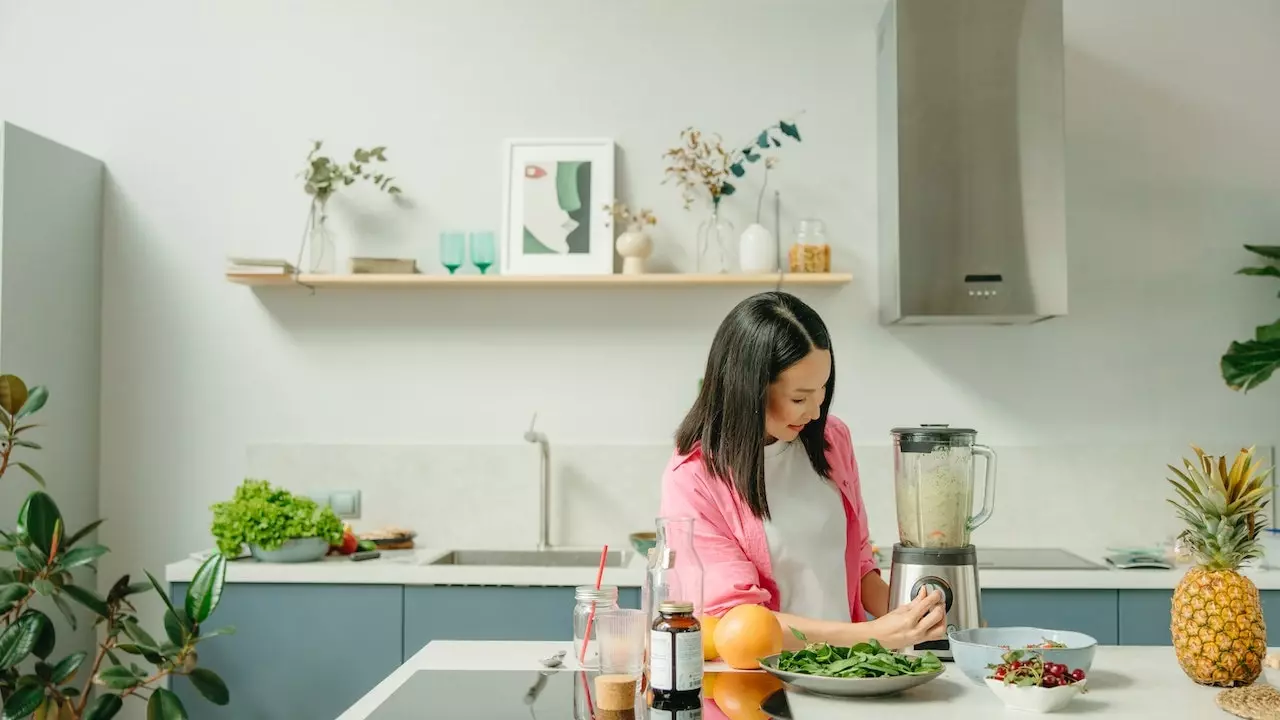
[{"xmin": 886, "ymin": 425, "xmax": 997, "ymax": 659}]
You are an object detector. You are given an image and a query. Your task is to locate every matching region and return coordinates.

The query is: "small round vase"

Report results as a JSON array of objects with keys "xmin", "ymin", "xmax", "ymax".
[
  {"xmin": 739, "ymin": 223, "xmax": 778, "ymax": 273},
  {"xmin": 615, "ymin": 224, "xmax": 653, "ymax": 275}
]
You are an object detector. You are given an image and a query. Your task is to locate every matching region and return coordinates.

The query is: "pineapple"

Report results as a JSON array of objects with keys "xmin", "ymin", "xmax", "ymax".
[{"xmin": 1168, "ymin": 445, "xmax": 1274, "ymax": 687}]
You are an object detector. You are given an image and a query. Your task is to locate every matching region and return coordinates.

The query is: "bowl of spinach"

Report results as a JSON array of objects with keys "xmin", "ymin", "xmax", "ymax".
[{"xmin": 758, "ymin": 631, "xmax": 945, "ymax": 698}]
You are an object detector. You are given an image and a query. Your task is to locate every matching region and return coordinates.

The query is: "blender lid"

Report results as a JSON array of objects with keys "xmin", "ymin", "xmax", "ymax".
[{"xmin": 891, "ymin": 424, "xmax": 977, "ymax": 452}]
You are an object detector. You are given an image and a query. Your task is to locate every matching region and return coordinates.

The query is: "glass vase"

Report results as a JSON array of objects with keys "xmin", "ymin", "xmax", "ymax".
[
  {"xmin": 307, "ymin": 200, "xmax": 336, "ymax": 274},
  {"xmin": 696, "ymin": 207, "xmax": 734, "ymax": 273}
]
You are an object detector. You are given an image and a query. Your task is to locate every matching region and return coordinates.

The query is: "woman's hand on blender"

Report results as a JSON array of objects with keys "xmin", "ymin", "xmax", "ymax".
[{"xmin": 871, "ymin": 587, "xmax": 947, "ymax": 650}]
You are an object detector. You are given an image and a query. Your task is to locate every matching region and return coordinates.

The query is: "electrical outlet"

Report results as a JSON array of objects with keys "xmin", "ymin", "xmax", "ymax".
[{"xmin": 330, "ymin": 490, "xmax": 361, "ymax": 519}]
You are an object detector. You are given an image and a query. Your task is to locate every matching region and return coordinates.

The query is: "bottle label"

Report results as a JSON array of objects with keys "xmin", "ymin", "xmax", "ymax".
[
  {"xmin": 650, "ymin": 708, "xmax": 703, "ymax": 720},
  {"xmin": 649, "ymin": 629, "xmax": 703, "ymax": 692}
]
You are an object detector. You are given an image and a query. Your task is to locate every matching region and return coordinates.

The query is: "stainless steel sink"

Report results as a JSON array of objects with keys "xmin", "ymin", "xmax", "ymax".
[{"xmin": 425, "ymin": 549, "xmax": 631, "ymax": 568}]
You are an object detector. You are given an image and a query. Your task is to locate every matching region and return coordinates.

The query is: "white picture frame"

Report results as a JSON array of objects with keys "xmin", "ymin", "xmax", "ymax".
[{"xmin": 500, "ymin": 138, "xmax": 616, "ymax": 275}]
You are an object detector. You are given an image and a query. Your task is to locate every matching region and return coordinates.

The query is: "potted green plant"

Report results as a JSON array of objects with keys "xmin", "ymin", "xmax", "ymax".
[
  {"xmin": 0, "ymin": 375, "xmax": 233, "ymax": 720},
  {"xmin": 1221, "ymin": 244, "xmax": 1280, "ymax": 392},
  {"xmin": 210, "ymin": 479, "xmax": 343, "ymax": 562}
]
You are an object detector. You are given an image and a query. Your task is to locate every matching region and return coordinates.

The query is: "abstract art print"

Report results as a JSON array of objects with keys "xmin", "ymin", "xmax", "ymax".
[{"xmin": 501, "ymin": 139, "xmax": 615, "ymax": 275}]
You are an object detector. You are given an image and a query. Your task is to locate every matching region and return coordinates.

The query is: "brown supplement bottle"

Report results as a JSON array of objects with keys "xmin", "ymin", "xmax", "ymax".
[{"xmin": 649, "ymin": 600, "xmax": 703, "ymax": 702}]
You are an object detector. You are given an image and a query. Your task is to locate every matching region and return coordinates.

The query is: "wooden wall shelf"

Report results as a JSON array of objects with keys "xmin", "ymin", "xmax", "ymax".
[{"xmin": 226, "ymin": 272, "xmax": 853, "ymax": 288}]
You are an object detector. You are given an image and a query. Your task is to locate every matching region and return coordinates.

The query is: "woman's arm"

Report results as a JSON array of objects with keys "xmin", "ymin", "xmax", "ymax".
[
  {"xmin": 775, "ymin": 587, "xmax": 946, "ymax": 651},
  {"xmin": 860, "ymin": 570, "xmax": 890, "ymax": 619}
]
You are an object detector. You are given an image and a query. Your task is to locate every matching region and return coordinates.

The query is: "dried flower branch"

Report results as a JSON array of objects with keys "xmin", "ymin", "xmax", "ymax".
[
  {"xmin": 603, "ymin": 201, "xmax": 658, "ymax": 230},
  {"xmin": 662, "ymin": 115, "xmax": 803, "ymax": 210}
]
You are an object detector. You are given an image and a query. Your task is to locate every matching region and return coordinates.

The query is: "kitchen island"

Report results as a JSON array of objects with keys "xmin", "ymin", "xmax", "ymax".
[
  {"xmin": 164, "ymin": 548, "xmax": 1280, "ymax": 718},
  {"xmin": 338, "ymin": 640, "xmax": 1280, "ymax": 719}
]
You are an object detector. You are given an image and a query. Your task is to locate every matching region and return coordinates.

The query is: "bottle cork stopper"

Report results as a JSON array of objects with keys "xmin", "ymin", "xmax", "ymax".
[{"xmin": 594, "ymin": 673, "xmax": 638, "ymax": 712}]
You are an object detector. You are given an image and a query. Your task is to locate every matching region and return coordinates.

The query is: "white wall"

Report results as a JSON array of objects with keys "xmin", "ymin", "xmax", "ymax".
[
  {"xmin": 1, "ymin": 0, "xmax": 1279, "ymax": 675},
  {"xmin": 0, "ymin": 123, "xmax": 104, "ymax": 667}
]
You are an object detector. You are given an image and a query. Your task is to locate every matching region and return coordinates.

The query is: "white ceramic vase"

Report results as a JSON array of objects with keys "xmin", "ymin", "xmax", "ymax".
[
  {"xmin": 739, "ymin": 222, "xmax": 777, "ymax": 273},
  {"xmin": 615, "ymin": 224, "xmax": 653, "ymax": 275}
]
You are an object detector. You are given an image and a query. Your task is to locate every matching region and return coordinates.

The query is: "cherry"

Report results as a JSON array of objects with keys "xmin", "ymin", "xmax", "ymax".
[
  {"xmin": 993, "ymin": 667, "xmax": 1007, "ymax": 680},
  {"xmin": 1070, "ymin": 668, "xmax": 1086, "ymax": 683},
  {"xmin": 1010, "ymin": 661, "xmax": 1023, "ymax": 670},
  {"xmin": 1042, "ymin": 674, "xmax": 1061, "ymax": 688}
]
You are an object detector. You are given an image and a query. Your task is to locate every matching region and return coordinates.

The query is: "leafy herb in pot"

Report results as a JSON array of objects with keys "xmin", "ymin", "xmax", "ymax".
[
  {"xmin": 210, "ymin": 479, "xmax": 343, "ymax": 557},
  {"xmin": 774, "ymin": 629, "xmax": 942, "ymax": 678}
]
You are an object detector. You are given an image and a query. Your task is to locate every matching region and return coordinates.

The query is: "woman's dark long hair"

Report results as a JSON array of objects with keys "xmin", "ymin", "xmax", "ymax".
[{"xmin": 675, "ymin": 291, "xmax": 834, "ymax": 519}]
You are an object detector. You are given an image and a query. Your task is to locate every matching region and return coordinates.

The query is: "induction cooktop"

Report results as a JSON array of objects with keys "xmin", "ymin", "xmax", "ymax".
[{"xmin": 366, "ymin": 669, "xmax": 782, "ymax": 719}]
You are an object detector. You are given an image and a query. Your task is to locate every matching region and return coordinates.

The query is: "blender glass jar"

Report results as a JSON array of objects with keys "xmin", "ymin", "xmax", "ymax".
[{"xmin": 891, "ymin": 425, "xmax": 997, "ymax": 548}]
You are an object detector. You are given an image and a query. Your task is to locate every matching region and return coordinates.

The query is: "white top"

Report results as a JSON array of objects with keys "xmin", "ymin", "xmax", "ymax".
[
  {"xmin": 761, "ymin": 440, "xmax": 849, "ymax": 621},
  {"xmin": 339, "ymin": 640, "xmax": 1280, "ymax": 720}
]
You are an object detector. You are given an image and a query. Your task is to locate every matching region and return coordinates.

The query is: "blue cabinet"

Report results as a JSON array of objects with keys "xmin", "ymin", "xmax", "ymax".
[
  {"xmin": 1118, "ymin": 590, "xmax": 1280, "ymax": 645},
  {"xmin": 402, "ymin": 586, "xmax": 640, "ymax": 662},
  {"xmin": 170, "ymin": 583, "xmax": 403, "ymax": 720},
  {"xmin": 982, "ymin": 590, "xmax": 1119, "ymax": 644}
]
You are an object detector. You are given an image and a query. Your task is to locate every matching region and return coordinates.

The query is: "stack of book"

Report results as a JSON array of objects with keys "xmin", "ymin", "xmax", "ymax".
[{"xmin": 226, "ymin": 257, "xmax": 295, "ymax": 275}]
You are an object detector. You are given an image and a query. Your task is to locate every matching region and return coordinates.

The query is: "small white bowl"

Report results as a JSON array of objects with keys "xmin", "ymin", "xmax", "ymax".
[{"xmin": 984, "ymin": 678, "xmax": 1086, "ymax": 713}]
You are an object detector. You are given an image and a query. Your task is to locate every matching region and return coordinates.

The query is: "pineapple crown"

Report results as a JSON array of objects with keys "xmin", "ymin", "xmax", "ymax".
[{"xmin": 1167, "ymin": 445, "xmax": 1274, "ymax": 571}]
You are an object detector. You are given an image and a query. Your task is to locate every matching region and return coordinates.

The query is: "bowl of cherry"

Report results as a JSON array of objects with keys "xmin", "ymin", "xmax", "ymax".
[{"xmin": 984, "ymin": 649, "xmax": 1088, "ymax": 713}]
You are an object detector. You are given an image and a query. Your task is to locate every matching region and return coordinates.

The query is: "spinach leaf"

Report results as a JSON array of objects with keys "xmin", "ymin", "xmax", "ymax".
[{"xmin": 774, "ymin": 629, "xmax": 942, "ymax": 679}]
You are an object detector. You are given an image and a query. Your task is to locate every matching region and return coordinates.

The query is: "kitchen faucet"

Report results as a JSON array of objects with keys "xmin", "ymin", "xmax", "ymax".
[{"xmin": 523, "ymin": 412, "xmax": 552, "ymax": 552}]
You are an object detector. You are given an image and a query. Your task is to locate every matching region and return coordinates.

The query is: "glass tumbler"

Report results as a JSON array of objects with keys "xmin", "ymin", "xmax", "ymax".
[
  {"xmin": 573, "ymin": 585, "xmax": 619, "ymax": 669},
  {"xmin": 469, "ymin": 231, "xmax": 496, "ymax": 274},
  {"xmin": 439, "ymin": 231, "xmax": 466, "ymax": 274},
  {"xmin": 595, "ymin": 609, "xmax": 648, "ymax": 677}
]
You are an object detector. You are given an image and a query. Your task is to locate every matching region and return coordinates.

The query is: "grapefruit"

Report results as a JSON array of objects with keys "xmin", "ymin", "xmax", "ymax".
[
  {"xmin": 701, "ymin": 614, "xmax": 721, "ymax": 660},
  {"xmin": 711, "ymin": 672, "xmax": 783, "ymax": 720},
  {"xmin": 712, "ymin": 604, "xmax": 783, "ymax": 670},
  {"xmin": 702, "ymin": 671, "xmax": 719, "ymax": 698}
]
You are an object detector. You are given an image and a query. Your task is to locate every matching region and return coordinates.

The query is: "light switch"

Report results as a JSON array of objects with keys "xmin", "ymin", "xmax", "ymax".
[
  {"xmin": 330, "ymin": 490, "xmax": 361, "ymax": 519},
  {"xmin": 309, "ymin": 493, "xmax": 332, "ymax": 509}
]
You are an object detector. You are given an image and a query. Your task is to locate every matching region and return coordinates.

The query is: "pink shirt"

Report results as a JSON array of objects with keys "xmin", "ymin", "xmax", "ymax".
[{"xmin": 658, "ymin": 415, "xmax": 878, "ymax": 621}]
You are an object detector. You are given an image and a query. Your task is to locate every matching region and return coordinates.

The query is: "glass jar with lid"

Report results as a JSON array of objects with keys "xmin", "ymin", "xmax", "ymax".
[
  {"xmin": 788, "ymin": 218, "xmax": 831, "ymax": 272},
  {"xmin": 573, "ymin": 584, "xmax": 619, "ymax": 669}
]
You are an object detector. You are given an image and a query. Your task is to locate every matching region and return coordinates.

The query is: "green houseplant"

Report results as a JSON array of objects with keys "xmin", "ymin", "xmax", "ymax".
[
  {"xmin": 0, "ymin": 375, "xmax": 233, "ymax": 719},
  {"xmin": 1221, "ymin": 244, "xmax": 1280, "ymax": 392},
  {"xmin": 210, "ymin": 479, "xmax": 343, "ymax": 560}
]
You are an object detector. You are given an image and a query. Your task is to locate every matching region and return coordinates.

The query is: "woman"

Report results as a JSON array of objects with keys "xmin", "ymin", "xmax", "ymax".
[{"xmin": 659, "ymin": 291, "xmax": 946, "ymax": 650}]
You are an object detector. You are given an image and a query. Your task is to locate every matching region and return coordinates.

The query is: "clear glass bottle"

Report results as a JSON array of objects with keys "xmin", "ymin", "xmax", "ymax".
[
  {"xmin": 645, "ymin": 518, "xmax": 705, "ymax": 626},
  {"xmin": 573, "ymin": 585, "xmax": 619, "ymax": 669},
  {"xmin": 697, "ymin": 206, "xmax": 735, "ymax": 273}
]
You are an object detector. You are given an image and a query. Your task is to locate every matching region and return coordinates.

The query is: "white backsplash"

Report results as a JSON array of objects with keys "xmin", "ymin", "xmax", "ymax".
[{"xmin": 247, "ymin": 442, "xmax": 1276, "ymax": 554}]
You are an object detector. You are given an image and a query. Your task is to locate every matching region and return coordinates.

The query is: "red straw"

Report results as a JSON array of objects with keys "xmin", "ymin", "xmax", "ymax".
[{"xmin": 579, "ymin": 544, "xmax": 609, "ymax": 664}]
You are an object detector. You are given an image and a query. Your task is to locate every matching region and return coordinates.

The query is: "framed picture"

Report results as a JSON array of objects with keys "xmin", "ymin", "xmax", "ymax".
[{"xmin": 501, "ymin": 138, "xmax": 616, "ymax": 275}]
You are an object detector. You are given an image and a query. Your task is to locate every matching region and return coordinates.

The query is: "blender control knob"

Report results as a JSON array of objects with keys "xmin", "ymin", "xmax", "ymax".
[{"xmin": 911, "ymin": 576, "xmax": 954, "ymax": 613}]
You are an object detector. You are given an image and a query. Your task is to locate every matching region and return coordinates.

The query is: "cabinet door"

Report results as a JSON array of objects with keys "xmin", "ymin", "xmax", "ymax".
[
  {"xmin": 403, "ymin": 586, "xmax": 569, "ymax": 661},
  {"xmin": 170, "ymin": 583, "xmax": 403, "ymax": 720},
  {"xmin": 981, "ymin": 590, "xmax": 1119, "ymax": 644},
  {"xmin": 1120, "ymin": 590, "xmax": 1280, "ymax": 646}
]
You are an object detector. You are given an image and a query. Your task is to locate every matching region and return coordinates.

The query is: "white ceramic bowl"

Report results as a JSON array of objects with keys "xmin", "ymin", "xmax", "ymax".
[{"xmin": 984, "ymin": 678, "xmax": 1086, "ymax": 713}]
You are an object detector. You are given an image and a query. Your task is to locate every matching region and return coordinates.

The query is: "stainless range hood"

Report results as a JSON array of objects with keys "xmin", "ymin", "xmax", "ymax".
[{"xmin": 877, "ymin": 0, "xmax": 1068, "ymax": 325}]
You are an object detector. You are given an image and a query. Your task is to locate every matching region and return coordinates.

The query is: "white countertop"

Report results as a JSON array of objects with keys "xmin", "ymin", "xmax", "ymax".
[
  {"xmin": 164, "ymin": 546, "xmax": 1280, "ymax": 591},
  {"xmin": 338, "ymin": 639, "xmax": 1280, "ymax": 720}
]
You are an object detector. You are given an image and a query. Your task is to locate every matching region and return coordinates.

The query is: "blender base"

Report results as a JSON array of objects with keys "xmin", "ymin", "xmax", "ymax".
[{"xmin": 886, "ymin": 543, "xmax": 982, "ymax": 661}]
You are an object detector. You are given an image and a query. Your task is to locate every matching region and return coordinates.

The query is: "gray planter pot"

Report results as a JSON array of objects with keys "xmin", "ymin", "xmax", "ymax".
[{"xmin": 248, "ymin": 536, "xmax": 330, "ymax": 563}]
